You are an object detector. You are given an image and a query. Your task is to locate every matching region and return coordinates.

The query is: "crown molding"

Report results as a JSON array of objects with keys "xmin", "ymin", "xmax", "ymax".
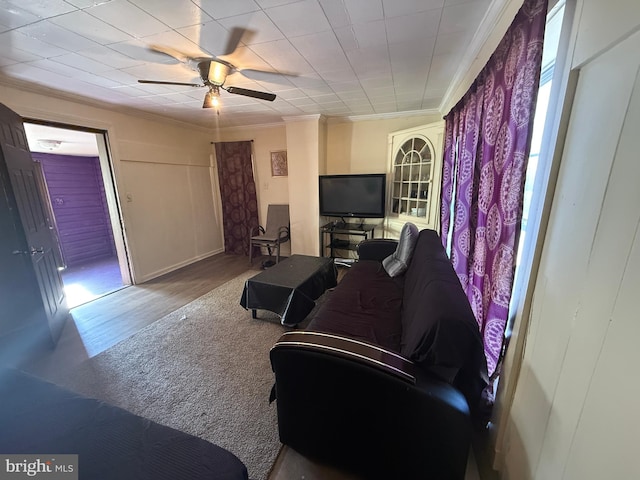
[
  {"xmin": 324, "ymin": 108, "xmax": 441, "ymax": 125},
  {"xmin": 282, "ymin": 114, "xmax": 324, "ymax": 124}
]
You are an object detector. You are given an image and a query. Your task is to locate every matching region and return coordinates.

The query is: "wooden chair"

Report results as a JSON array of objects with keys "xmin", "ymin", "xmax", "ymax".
[{"xmin": 249, "ymin": 204, "xmax": 290, "ymax": 266}]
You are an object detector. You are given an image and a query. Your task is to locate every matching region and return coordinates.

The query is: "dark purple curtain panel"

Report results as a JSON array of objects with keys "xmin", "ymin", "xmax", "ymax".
[
  {"xmin": 441, "ymin": 0, "xmax": 548, "ymax": 377},
  {"xmin": 214, "ymin": 141, "xmax": 259, "ymax": 256}
]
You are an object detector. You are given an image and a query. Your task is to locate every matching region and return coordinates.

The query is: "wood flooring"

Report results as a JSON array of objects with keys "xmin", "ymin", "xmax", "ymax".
[{"xmin": 25, "ymin": 252, "xmax": 263, "ymax": 377}]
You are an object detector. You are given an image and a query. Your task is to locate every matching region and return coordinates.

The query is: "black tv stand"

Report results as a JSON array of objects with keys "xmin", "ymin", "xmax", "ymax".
[{"xmin": 319, "ymin": 221, "xmax": 377, "ymax": 260}]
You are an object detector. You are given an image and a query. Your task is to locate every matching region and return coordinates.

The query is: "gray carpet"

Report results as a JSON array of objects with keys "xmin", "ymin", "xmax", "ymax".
[{"xmin": 54, "ymin": 270, "xmax": 286, "ymax": 480}]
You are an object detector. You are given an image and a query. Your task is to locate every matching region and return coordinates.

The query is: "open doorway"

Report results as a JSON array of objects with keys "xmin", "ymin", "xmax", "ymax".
[{"xmin": 23, "ymin": 122, "xmax": 131, "ymax": 308}]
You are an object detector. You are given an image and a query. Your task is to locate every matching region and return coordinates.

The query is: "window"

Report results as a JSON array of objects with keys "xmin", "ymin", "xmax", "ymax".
[
  {"xmin": 390, "ymin": 136, "xmax": 434, "ymax": 220},
  {"xmin": 507, "ymin": 0, "xmax": 567, "ymax": 336}
]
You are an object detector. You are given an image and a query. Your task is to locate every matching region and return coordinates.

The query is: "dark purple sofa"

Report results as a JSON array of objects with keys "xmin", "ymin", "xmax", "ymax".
[{"xmin": 270, "ymin": 228, "xmax": 488, "ymax": 479}]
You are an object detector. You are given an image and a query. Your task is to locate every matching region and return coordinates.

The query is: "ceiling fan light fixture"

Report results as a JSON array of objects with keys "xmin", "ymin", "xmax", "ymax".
[
  {"xmin": 203, "ymin": 86, "xmax": 221, "ymax": 109},
  {"xmin": 209, "ymin": 62, "xmax": 230, "ymax": 86}
]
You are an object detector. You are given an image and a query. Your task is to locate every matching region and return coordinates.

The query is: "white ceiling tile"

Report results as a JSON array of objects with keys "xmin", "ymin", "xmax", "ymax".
[
  {"xmin": 123, "ymin": 62, "xmax": 199, "ymax": 83},
  {"xmin": 439, "ymin": 1, "xmax": 490, "ymax": 36},
  {"xmin": 329, "ymin": 80, "xmax": 362, "ymax": 93},
  {"xmin": 140, "ymin": 30, "xmax": 208, "ymax": 59},
  {"xmin": 359, "ymin": 76, "xmax": 393, "ymax": 89},
  {"xmin": 234, "ymin": 68, "xmax": 296, "ymax": 88},
  {"xmin": 134, "ymin": 82, "xmax": 179, "ymax": 94},
  {"xmin": 134, "ymin": 0, "xmax": 213, "ymax": 29},
  {"xmin": 363, "ymin": 85, "xmax": 395, "ymax": 96},
  {"xmin": 287, "ymin": 97, "xmax": 317, "ymax": 107},
  {"xmin": 65, "ymin": 0, "xmax": 111, "ymax": 7},
  {"xmin": 389, "ymin": 41, "xmax": 434, "ymax": 70},
  {"xmin": 386, "ymin": 11, "xmax": 441, "ymax": 45},
  {"xmin": 310, "ymin": 93, "xmax": 341, "ymax": 104},
  {"xmin": 6, "ymin": 0, "xmax": 75, "ymax": 18},
  {"xmin": 50, "ymin": 11, "xmax": 133, "ymax": 45},
  {"xmin": 0, "ymin": 47, "xmax": 42, "ymax": 65},
  {"xmin": 433, "ymin": 30, "xmax": 473, "ymax": 56},
  {"xmin": 250, "ymin": 39, "xmax": 314, "ymax": 74},
  {"xmin": 223, "ymin": 45, "xmax": 274, "ymax": 71},
  {"xmin": 394, "ymin": 77, "xmax": 427, "ymax": 93},
  {"xmin": 78, "ymin": 45, "xmax": 146, "ymax": 70},
  {"xmin": 198, "ymin": 0, "xmax": 261, "ymax": 20},
  {"xmin": 288, "ymin": 73, "xmax": 328, "ymax": 90},
  {"xmin": 87, "ymin": 0, "xmax": 169, "ymax": 39},
  {"xmin": 27, "ymin": 59, "xmax": 84, "ymax": 78},
  {"xmin": 318, "ymin": 69, "xmax": 358, "ymax": 83},
  {"xmin": 0, "ymin": 4, "xmax": 40, "ymax": 29},
  {"xmin": 382, "ymin": 0, "xmax": 444, "ymax": 18},
  {"xmin": 108, "ymin": 39, "xmax": 176, "ymax": 64},
  {"xmin": 396, "ymin": 100, "xmax": 422, "ymax": 110},
  {"xmin": 74, "ymin": 71, "xmax": 123, "ymax": 88},
  {"xmin": 102, "ymin": 70, "xmax": 145, "ymax": 89},
  {"xmin": 343, "ymin": 0, "xmax": 383, "ymax": 24},
  {"xmin": 217, "ymin": 12, "xmax": 284, "ymax": 46},
  {"xmin": 346, "ymin": 46, "xmax": 391, "ymax": 78},
  {"xmin": 333, "ymin": 27, "xmax": 358, "ymax": 51},
  {"xmin": 272, "ymin": 88, "xmax": 305, "ymax": 99},
  {"xmin": 178, "ymin": 21, "xmax": 231, "ymax": 57},
  {"xmin": 301, "ymin": 85, "xmax": 333, "ymax": 96},
  {"xmin": 425, "ymin": 53, "xmax": 459, "ymax": 89},
  {"xmin": 317, "ymin": 0, "xmax": 351, "ymax": 28},
  {"xmin": 352, "ymin": 20, "xmax": 387, "ymax": 49},
  {"xmin": 255, "ymin": 0, "xmax": 299, "ymax": 8},
  {"xmin": 53, "ymin": 52, "xmax": 115, "ymax": 74},
  {"xmin": 18, "ymin": 21, "xmax": 99, "ymax": 52},
  {"xmin": 265, "ymin": 0, "xmax": 332, "ymax": 38},
  {"xmin": 289, "ymin": 31, "xmax": 350, "ymax": 72},
  {"xmin": 0, "ymin": 30, "xmax": 70, "ymax": 58}
]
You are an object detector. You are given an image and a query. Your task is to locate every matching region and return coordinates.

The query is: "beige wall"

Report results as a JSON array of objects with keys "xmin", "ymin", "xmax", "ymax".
[
  {"xmin": 326, "ymin": 114, "xmax": 440, "ymax": 174},
  {"xmin": 497, "ymin": 1, "xmax": 640, "ymax": 479},
  {"xmin": 1, "ymin": 85, "xmax": 222, "ymax": 282}
]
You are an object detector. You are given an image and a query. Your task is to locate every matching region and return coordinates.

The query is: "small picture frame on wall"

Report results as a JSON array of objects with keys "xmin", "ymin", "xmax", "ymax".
[{"xmin": 270, "ymin": 150, "xmax": 288, "ymax": 177}]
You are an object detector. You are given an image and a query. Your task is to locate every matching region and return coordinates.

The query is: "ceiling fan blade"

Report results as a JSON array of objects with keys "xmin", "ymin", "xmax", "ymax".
[
  {"xmin": 223, "ymin": 27, "xmax": 255, "ymax": 57},
  {"xmin": 148, "ymin": 44, "xmax": 191, "ymax": 64},
  {"xmin": 240, "ymin": 68, "xmax": 298, "ymax": 85},
  {"xmin": 224, "ymin": 86, "xmax": 276, "ymax": 101},
  {"xmin": 138, "ymin": 80, "xmax": 203, "ymax": 87}
]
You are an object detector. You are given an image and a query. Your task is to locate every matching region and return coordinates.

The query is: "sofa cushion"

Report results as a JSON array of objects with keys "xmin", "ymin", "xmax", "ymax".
[
  {"xmin": 382, "ymin": 222, "xmax": 419, "ymax": 277},
  {"xmin": 307, "ymin": 260, "xmax": 404, "ymax": 352},
  {"xmin": 400, "ymin": 229, "xmax": 488, "ymax": 410}
]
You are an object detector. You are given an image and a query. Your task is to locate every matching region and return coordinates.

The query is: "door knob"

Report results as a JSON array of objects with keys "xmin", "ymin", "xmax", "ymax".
[{"xmin": 30, "ymin": 247, "xmax": 45, "ymax": 255}]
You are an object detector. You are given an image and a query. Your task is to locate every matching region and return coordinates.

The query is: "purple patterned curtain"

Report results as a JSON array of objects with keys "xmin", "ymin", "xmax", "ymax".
[
  {"xmin": 441, "ymin": 0, "xmax": 548, "ymax": 378},
  {"xmin": 214, "ymin": 141, "xmax": 259, "ymax": 256}
]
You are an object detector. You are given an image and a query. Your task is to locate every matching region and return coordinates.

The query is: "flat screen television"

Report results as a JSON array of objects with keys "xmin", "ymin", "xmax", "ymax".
[{"xmin": 319, "ymin": 173, "xmax": 386, "ymax": 219}]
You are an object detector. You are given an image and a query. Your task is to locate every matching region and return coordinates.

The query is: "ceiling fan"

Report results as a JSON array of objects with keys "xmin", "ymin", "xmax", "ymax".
[{"xmin": 137, "ymin": 28, "xmax": 279, "ymax": 109}]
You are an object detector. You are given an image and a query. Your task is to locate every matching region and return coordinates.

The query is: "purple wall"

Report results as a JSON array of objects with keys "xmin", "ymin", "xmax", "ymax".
[{"xmin": 34, "ymin": 152, "xmax": 116, "ymax": 267}]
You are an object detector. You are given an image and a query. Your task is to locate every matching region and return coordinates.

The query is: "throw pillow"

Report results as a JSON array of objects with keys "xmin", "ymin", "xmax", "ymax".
[{"xmin": 382, "ymin": 222, "xmax": 419, "ymax": 277}]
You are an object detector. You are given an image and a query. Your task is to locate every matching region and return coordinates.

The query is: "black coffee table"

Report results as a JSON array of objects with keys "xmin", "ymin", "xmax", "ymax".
[{"xmin": 240, "ymin": 255, "xmax": 337, "ymax": 326}]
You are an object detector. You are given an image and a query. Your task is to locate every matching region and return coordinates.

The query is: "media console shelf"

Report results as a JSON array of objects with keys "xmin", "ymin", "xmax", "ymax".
[{"xmin": 319, "ymin": 222, "xmax": 377, "ymax": 260}]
